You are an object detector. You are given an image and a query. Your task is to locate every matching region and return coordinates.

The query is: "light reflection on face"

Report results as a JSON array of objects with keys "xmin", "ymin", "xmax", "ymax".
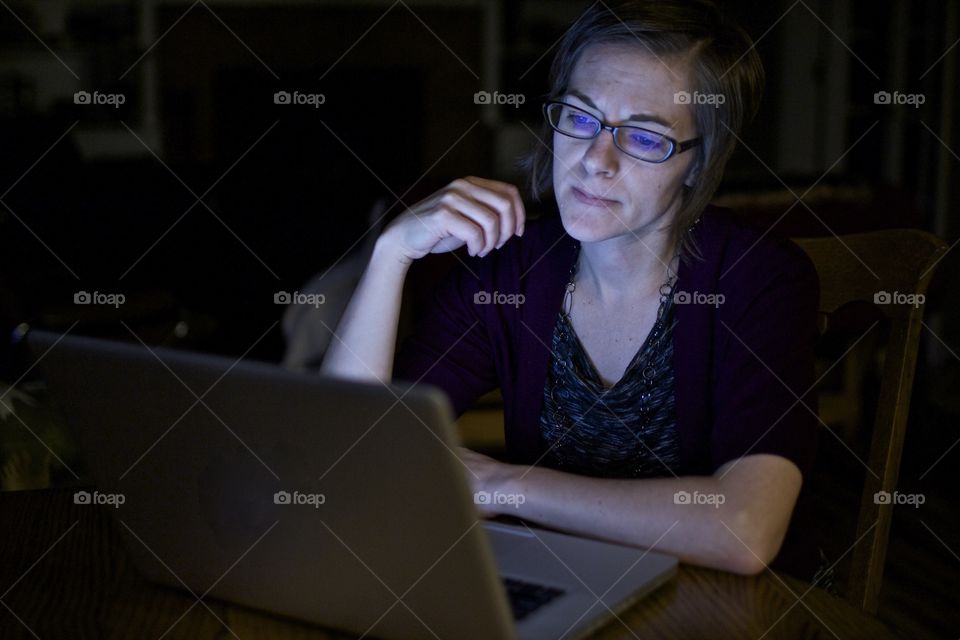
[{"xmin": 552, "ymin": 44, "xmax": 700, "ymax": 244}]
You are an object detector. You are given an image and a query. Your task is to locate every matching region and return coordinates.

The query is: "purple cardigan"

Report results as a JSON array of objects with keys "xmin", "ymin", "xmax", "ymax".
[{"xmin": 393, "ymin": 205, "xmax": 819, "ymax": 479}]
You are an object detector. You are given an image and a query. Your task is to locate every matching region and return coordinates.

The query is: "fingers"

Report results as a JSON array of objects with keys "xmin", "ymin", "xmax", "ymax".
[
  {"xmin": 395, "ymin": 177, "xmax": 526, "ymax": 260},
  {"xmin": 460, "ymin": 176, "xmax": 526, "ymax": 242},
  {"xmin": 436, "ymin": 190, "xmax": 501, "ymax": 256},
  {"xmin": 428, "ymin": 177, "xmax": 524, "ymax": 255},
  {"xmin": 434, "ymin": 208, "xmax": 486, "ymax": 256}
]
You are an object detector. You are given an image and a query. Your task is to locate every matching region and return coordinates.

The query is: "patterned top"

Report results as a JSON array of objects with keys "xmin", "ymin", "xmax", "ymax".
[{"xmin": 538, "ymin": 282, "xmax": 680, "ymax": 479}]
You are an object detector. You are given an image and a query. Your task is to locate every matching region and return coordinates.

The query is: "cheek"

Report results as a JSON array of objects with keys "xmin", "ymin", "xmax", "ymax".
[
  {"xmin": 551, "ymin": 137, "xmax": 571, "ymax": 170},
  {"xmin": 622, "ymin": 165, "xmax": 684, "ymax": 204},
  {"xmin": 654, "ymin": 161, "xmax": 688, "ymax": 187},
  {"xmin": 552, "ymin": 135, "xmax": 589, "ymax": 172}
]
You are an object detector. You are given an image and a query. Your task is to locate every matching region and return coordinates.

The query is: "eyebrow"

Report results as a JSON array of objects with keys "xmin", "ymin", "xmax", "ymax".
[{"xmin": 566, "ymin": 89, "xmax": 675, "ymax": 130}]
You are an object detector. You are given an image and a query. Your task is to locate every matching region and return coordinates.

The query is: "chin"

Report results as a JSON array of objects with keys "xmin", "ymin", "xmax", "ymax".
[{"xmin": 558, "ymin": 202, "xmax": 623, "ymax": 244}]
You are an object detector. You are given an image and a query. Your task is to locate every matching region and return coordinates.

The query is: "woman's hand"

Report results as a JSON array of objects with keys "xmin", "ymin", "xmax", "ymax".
[
  {"xmin": 458, "ymin": 447, "xmax": 523, "ymax": 518},
  {"xmin": 378, "ymin": 176, "xmax": 526, "ymax": 265}
]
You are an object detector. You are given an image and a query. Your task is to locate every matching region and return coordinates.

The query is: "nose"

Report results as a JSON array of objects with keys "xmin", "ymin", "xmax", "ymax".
[{"xmin": 580, "ymin": 126, "xmax": 619, "ymax": 177}]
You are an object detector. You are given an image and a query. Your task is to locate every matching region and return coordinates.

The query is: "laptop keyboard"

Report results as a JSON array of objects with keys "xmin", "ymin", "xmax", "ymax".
[{"xmin": 502, "ymin": 576, "xmax": 566, "ymax": 621}]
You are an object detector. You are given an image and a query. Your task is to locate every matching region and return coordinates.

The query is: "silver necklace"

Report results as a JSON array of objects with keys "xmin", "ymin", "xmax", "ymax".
[
  {"xmin": 547, "ymin": 242, "xmax": 682, "ymax": 474},
  {"xmin": 562, "ymin": 244, "xmax": 680, "ymax": 319}
]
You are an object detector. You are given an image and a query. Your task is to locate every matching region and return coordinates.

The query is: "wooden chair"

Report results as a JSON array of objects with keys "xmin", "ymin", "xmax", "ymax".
[{"xmin": 792, "ymin": 229, "xmax": 948, "ymax": 614}]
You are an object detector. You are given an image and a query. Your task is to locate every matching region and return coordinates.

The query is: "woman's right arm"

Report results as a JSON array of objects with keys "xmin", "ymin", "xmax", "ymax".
[{"xmin": 319, "ymin": 176, "xmax": 525, "ymax": 383}]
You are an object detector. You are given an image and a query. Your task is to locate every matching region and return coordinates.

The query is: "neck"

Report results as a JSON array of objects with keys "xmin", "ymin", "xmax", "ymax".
[{"xmin": 576, "ymin": 227, "xmax": 677, "ymax": 304}]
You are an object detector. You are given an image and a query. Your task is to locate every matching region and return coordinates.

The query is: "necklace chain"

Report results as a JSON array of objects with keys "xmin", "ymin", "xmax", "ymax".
[
  {"xmin": 562, "ymin": 243, "xmax": 680, "ymax": 318},
  {"xmin": 560, "ymin": 217, "xmax": 701, "ymax": 317}
]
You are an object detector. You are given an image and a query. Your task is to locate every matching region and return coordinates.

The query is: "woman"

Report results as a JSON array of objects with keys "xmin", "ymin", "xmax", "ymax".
[{"xmin": 322, "ymin": 0, "xmax": 820, "ymax": 578}]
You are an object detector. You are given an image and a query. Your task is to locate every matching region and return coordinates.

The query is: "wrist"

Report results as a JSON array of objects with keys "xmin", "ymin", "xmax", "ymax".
[
  {"xmin": 493, "ymin": 463, "xmax": 526, "ymax": 499},
  {"xmin": 371, "ymin": 234, "xmax": 414, "ymax": 273}
]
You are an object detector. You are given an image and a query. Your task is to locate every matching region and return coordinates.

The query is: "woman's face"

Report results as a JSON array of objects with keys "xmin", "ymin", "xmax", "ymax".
[{"xmin": 552, "ymin": 43, "xmax": 700, "ymax": 244}]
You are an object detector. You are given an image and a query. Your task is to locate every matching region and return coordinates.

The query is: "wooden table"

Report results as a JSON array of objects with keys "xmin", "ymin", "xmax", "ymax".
[{"xmin": 0, "ymin": 488, "xmax": 900, "ymax": 639}]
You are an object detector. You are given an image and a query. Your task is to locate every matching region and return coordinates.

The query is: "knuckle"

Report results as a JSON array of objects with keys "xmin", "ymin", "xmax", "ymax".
[
  {"xmin": 489, "ymin": 196, "xmax": 511, "ymax": 218},
  {"xmin": 438, "ymin": 191, "xmax": 459, "ymax": 207},
  {"xmin": 434, "ymin": 204, "xmax": 455, "ymax": 221},
  {"xmin": 480, "ymin": 211, "xmax": 499, "ymax": 230}
]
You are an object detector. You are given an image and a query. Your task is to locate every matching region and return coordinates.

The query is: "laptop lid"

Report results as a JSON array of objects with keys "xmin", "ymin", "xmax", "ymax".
[{"xmin": 28, "ymin": 329, "xmax": 517, "ymax": 640}]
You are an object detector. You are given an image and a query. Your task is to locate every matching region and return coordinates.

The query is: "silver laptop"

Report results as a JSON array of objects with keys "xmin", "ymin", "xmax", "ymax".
[{"xmin": 28, "ymin": 329, "xmax": 677, "ymax": 640}]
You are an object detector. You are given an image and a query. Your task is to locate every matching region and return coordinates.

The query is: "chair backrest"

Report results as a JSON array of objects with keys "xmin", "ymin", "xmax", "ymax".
[{"xmin": 792, "ymin": 229, "xmax": 948, "ymax": 614}]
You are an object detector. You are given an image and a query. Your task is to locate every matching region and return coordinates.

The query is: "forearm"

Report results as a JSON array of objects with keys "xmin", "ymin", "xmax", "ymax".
[
  {"xmin": 497, "ymin": 465, "xmax": 782, "ymax": 574},
  {"xmin": 319, "ymin": 176, "xmax": 524, "ymax": 382},
  {"xmin": 320, "ymin": 240, "xmax": 410, "ymax": 383}
]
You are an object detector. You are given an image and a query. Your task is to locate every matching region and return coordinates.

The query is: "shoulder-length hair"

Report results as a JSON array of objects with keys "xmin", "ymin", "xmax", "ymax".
[{"xmin": 522, "ymin": 0, "xmax": 764, "ymax": 261}]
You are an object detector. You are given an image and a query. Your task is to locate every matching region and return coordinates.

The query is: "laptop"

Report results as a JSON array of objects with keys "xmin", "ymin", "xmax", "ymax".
[{"xmin": 27, "ymin": 329, "xmax": 677, "ymax": 640}]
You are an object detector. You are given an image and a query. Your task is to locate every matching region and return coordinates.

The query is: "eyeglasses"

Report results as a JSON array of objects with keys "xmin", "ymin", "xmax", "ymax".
[{"xmin": 543, "ymin": 101, "xmax": 702, "ymax": 164}]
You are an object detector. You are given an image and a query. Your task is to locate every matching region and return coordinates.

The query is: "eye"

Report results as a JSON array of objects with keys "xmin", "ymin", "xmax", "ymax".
[
  {"xmin": 566, "ymin": 112, "xmax": 598, "ymax": 130},
  {"xmin": 629, "ymin": 132, "xmax": 661, "ymax": 148}
]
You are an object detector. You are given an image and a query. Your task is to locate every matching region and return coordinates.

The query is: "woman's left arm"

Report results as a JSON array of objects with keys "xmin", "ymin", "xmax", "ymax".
[{"xmin": 461, "ymin": 448, "xmax": 801, "ymax": 575}]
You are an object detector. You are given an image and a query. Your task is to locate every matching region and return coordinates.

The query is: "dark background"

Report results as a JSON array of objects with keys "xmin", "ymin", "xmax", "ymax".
[
  {"xmin": 1, "ymin": 1, "xmax": 958, "ymax": 637},
  {"xmin": 1, "ymin": 1, "xmax": 956, "ymax": 359}
]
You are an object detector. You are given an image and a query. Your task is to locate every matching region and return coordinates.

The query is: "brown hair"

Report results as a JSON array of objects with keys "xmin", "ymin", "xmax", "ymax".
[{"xmin": 521, "ymin": 0, "xmax": 764, "ymax": 261}]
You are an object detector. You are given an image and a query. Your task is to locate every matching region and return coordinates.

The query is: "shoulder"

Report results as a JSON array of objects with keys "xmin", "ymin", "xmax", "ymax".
[{"xmin": 691, "ymin": 204, "xmax": 819, "ymax": 296}]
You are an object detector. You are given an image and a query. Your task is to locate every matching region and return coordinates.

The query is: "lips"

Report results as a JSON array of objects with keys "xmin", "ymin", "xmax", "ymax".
[{"xmin": 571, "ymin": 186, "xmax": 618, "ymax": 207}]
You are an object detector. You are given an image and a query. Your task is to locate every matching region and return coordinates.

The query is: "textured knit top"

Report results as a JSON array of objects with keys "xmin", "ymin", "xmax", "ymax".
[{"xmin": 539, "ymin": 279, "xmax": 680, "ymax": 479}]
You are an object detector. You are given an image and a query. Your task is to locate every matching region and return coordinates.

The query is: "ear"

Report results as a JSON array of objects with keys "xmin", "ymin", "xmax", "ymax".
[{"xmin": 683, "ymin": 159, "xmax": 701, "ymax": 188}]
